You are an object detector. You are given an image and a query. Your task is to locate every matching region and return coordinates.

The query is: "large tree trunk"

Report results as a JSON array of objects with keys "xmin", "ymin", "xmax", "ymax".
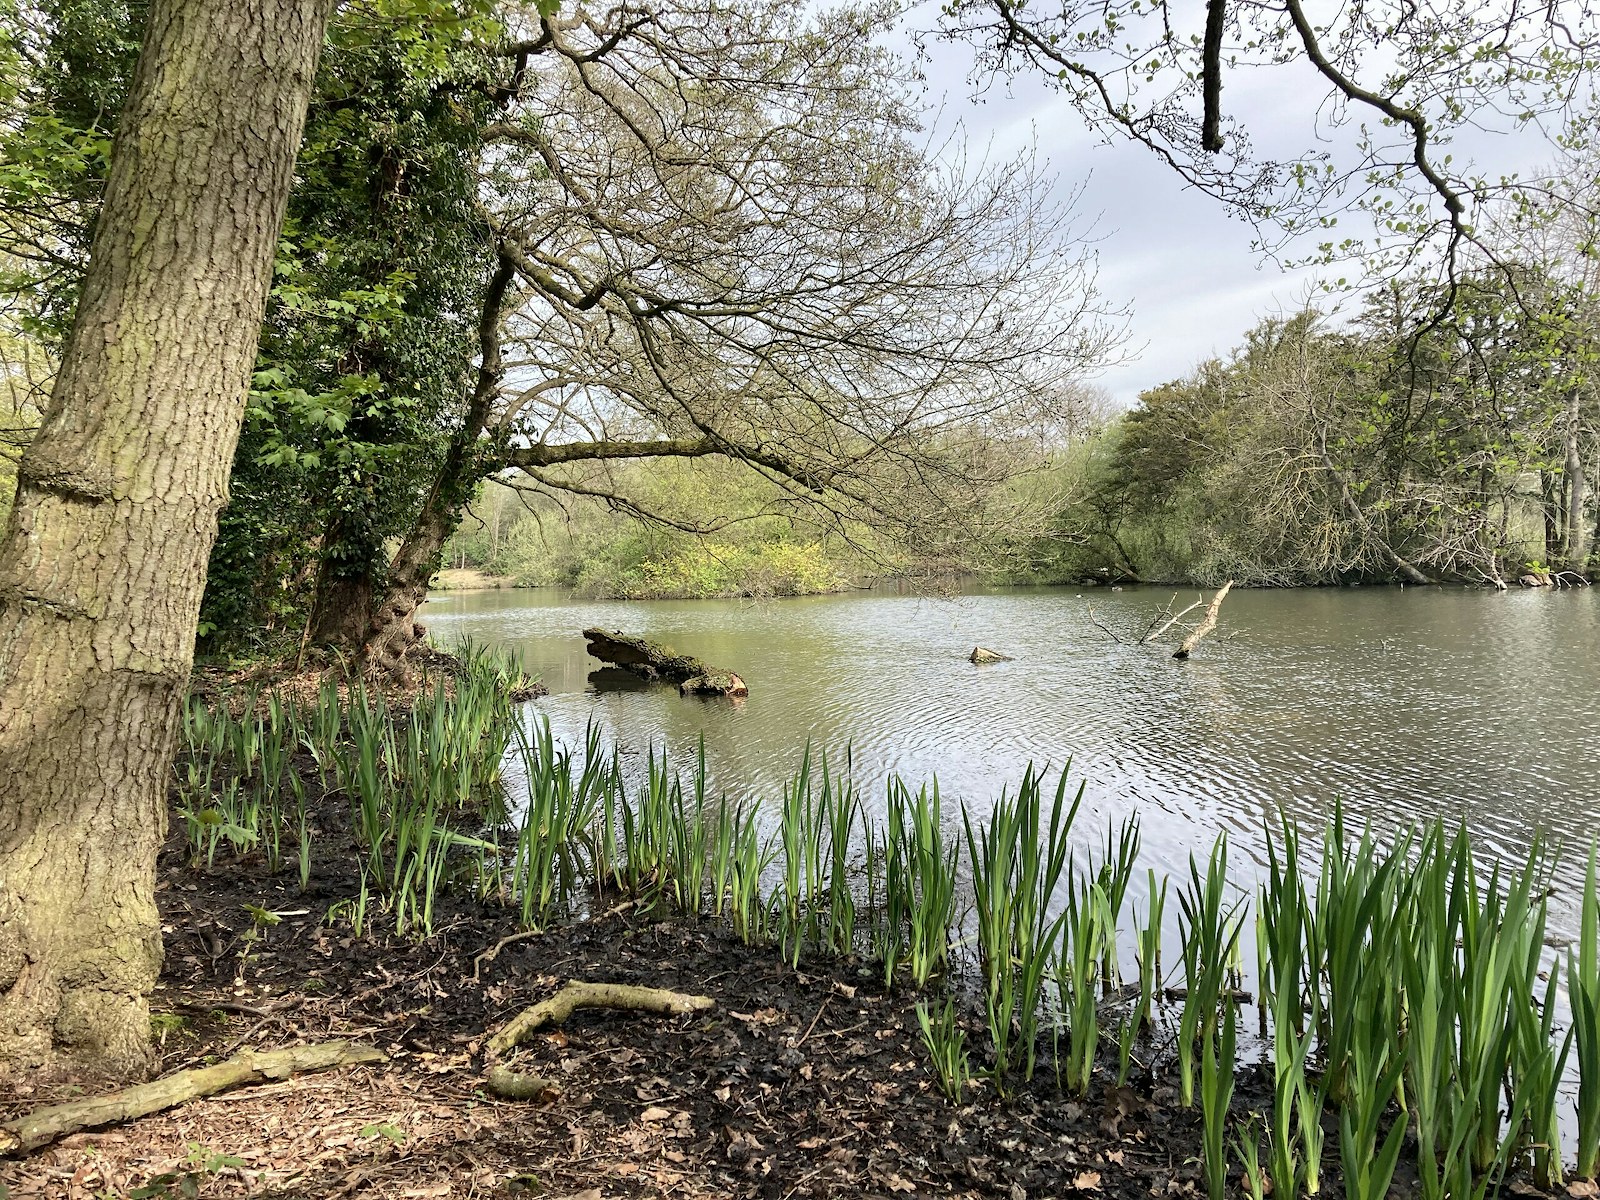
[
  {"xmin": 307, "ymin": 562, "xmax": 376, "ymax": 651},
  {"xmin": 0, "ymin": 0, "xmax": 329, "ymax": 1079},
  {"xmin": 362, "ymin": 482, "xmax": 467, "ymax": 681}
]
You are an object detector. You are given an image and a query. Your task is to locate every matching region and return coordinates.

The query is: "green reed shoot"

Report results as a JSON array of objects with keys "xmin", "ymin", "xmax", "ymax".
[
  {"xmin": 1257, "ymin": 823, "xmax": 1321, "ymax": 1200},
  {"xmin": 289, "ymin": 770, "xmax": 312, "ymax": 891},
  {"xmin": 775, "ymin": 748, "xmax": 857, "ymax": 964},
  {"xmin": 962, "ymin": 765, "xmax": 1080, "ymax": 1091},
  {"xmin": 1097, "ymin": 814, "xmax": 1140, "ymax": 991},
  {"xmin": 1336, "ymin": 976, "xmax": 1407, "ymax": 1200},
  {"xmin": 1200, "ymin": 992, "xmax": 1237, "ymax": 1200},
  {"xmin": 916, "ymin": 999, "xmax": 971, "ymax": 1102},
  {"xmin": 1177, "ymin": 837, "xmax": 1244, "ymax": 1110},
  {"xmin": 616, "ymin": 747, "xmax": 677, "ymax": 900},
  {"xmin": 709, "ymin": 796, "xmax": 741, "ymax": 919},
  {"xmin": 1237, "ymin": 1118, "xmax": 1268, "ymax": 1200},
  {"xmin": 823, "ymin": 764, "xmax": 860, "ymax": 954},
  {"xmin": 1573, "ymin": 846, "xmax": 1600, "ymax": 1180},
  {"xmin": 879, "ymin": 778, "xmax": 959, "ymax": 990},
  {"xmin": 1056, "ymin": 864, "xmax": 1111, "ymax": 1096},
  {"xmin": 509, "ymin": 720, "xmax": 609, "ymax": 926},
  {"xmin": 729, "ymin": 811, "xmax": 775, "ymax": 945},
  {"xmin": 1311, "ymin": 815, "xmax": 1408, "ymax": 1109},
  {"xmin": 1118, "ymin": 869, "xmax": 1166, "ymax": 1085},
  {"xmin": 666, "ymin": 745, "xmax": 712, "ymax": 915},
  {"xmin": 1515, "ymin": 961, "xmax": 1570, "ymax": 1191},
  {"xmin": 1400, "ymin": 824, "xmax": 1541, "ymax": 1200}
]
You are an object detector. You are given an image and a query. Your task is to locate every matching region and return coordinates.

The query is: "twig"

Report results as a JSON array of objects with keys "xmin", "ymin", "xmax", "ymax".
[
  {"xmin": 795, "ymin": 994, "xmax": 831, "ymax": 1049},
  {"xmin": 473, "ymin": 929, "xmax": 548, "ymax": 983},
  {"xmin": 1085, "ymin": 606, "xmax": 1128, "ymax": 644},
  {"xmin": 1141, "ymin": 597, "xmax": 1204, "ymax": 644}
]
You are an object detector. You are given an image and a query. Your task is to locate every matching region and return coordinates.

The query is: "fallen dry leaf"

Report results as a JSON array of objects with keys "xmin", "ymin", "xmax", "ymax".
[
  {"xmin": 640, "ymin": 1106, "xmax": 671, "ymax": 1123},
  {"xmin": 1074, "ymin": 1171, "xmax": 1103, "ymax": 1191},
  {"xmin": 1567, "ymin": 1183, "xmax": 1599, "ymax": 1199}
]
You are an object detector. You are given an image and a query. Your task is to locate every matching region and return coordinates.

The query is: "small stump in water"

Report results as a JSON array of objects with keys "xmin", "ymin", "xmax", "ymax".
[
  {"xmin": 969, "ymin": 646, "xmax": 1013, "ymax": 664},
  {"xmin": 582, "ymin": 628, "xmax": 748, "ymax": 697}
]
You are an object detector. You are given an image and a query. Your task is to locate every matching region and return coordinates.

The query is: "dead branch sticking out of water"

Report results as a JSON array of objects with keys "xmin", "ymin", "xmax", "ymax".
[
  {"xmin": 1086, "ymin": 582, "xmax": 1233, "ymax": 655},
  {"xmin": 1173, "ymin": 581, "xmax": 1233, "ymax": 659},
  {"xmin": 1139, "ymin": 596, "xmax": 1205, "ymax": 644}
]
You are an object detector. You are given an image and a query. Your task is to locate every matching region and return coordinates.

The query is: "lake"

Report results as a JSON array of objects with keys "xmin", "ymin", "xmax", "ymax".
[{"xmin": 421, "ymin": 583, "xmax": 1600, "ymax": 932}]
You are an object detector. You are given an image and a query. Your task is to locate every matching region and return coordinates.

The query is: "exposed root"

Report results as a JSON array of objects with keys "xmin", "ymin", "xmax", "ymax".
[
  {"xmin": 0, "ymin": 1040, "xmax": 385, "ymax": 1157},
  {"xmin": 487, "ymin": 981, "xmax": 714, "ymax": 1057}
]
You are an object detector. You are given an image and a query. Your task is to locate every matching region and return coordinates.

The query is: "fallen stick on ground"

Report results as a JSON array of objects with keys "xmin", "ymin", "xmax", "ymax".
[
  {"xmin": 488, "ymin": 981, "xmax": 715, "ymax": 1057},
  {"xmin": 0, "ymin": 1040, "xmax": 385, "ymax": 1157},
  {"xmin": 485, "ymin": 1065, "xmax": 562, "ymax": 1100}
]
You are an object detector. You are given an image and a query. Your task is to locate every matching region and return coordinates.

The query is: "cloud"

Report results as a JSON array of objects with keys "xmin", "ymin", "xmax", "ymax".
[{"xmin": 894, "ymin": 5, "xmax": 1569, "ymax": 408}]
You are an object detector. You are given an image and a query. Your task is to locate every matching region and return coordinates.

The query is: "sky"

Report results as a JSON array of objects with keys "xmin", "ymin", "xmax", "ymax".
[{"xmin": 895, "ymin": 10, "xmax": 1567, "ymax": 409}]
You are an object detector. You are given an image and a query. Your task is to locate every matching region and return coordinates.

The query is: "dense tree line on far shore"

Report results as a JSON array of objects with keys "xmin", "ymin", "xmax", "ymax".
[{"xmin": 445, "ymin": 260, "xmax": 1599, "ymax": 597}]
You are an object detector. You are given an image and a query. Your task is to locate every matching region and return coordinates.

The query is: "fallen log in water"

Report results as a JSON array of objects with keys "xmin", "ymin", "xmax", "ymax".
[{"xmin": 582, "ymin": 628, "xmax": 748, "ymax": 697}]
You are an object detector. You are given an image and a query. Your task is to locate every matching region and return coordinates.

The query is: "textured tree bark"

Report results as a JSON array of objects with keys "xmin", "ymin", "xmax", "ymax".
[
  {"xmin": 487, "ymin": 981, "xmax": 715, "ymax": 1057},
  {"xmin": 308, "ymin": 566, "xmax": 376, "ymax": 652},
  {"xmin": 1172, "ymin": 581, "xmax": 1232, "ymax": 659},
  {"xmin": 0, "ymin": 0, "xmax": 331, "ymax": 1078},
  {"xmin": 1562, "ymin": 388, "xmax": 1589, "ymax": 569}
]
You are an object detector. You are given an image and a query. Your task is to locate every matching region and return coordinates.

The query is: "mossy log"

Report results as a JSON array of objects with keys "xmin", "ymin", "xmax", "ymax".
[
  {"xmin": 581, "ymin": 628, "xmax": 748, "ymax": 696},
  {"xmin": 0, "ymin": 1040, "xmax": 385, "ymax": 1157}
]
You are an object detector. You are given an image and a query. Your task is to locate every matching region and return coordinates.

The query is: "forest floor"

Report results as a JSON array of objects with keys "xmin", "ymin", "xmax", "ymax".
[{"xmin": 0, "ymin": 789, "xmax": 1242, "ymax": 1200}]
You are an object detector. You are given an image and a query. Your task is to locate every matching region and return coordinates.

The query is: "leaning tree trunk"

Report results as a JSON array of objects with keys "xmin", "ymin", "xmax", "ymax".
[
  {"xmin": 306, "ymin": 553, "xmax": 377, "ymax": 652},
  {"xmin": 0, "ymin": 0, "xmax": 329, "ymax": 1079},
  {"xmin": 360, "ymin": 254, "xmax": 516, "ymax": 680},
  {"xmin": 1317, "ymin": 431, "xmax": 1434, "ymax": 585}
]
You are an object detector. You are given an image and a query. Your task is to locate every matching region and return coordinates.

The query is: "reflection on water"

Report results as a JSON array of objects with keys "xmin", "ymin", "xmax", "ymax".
[{"xmin": 422, "ymin": 584, "xmax": 1600, "ymax": 931}]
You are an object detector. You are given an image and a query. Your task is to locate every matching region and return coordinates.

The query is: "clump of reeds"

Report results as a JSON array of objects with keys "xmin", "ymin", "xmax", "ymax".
[
  {"xmin": 876, "ymin": 777, "xmax": 959, "ymax": 990},
  {"xmin": 962, "ymin": 766, "xmax": 1080, "ymax": 1091},
  {"xmin": 172, "ymin": 678, "xmax": 1600, "ymax": 1196}
]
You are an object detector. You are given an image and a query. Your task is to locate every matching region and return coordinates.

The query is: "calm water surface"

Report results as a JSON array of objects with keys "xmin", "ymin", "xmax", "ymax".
[{"xmin": 422, "ymin": 584, "xmax": 1600, "ymax": 928}]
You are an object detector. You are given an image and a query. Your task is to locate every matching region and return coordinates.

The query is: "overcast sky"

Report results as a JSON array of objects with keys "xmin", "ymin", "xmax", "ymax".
[{"xmin": 897, "ymin": 13, "xmax": 1564, "ymax": 409}]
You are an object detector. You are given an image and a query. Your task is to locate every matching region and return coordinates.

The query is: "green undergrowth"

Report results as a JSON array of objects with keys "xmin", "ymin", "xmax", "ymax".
[{"xmin": 177, "ymin": 656, "xmax": 1600, "ymax": 1199}]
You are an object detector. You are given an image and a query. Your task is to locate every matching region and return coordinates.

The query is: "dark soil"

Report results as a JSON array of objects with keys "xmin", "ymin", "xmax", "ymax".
[
  {"xmin": 4, "ymin": 718, "xmax": 1524, "ymax": 1200},
  {"xmin": 0, "ymin": 753, "xmax": 1240, "ymax": 1200}
]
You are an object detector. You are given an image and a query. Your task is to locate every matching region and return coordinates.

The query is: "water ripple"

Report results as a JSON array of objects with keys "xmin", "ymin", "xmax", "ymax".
[{"xmin": 424, "ymin": 584, "xmax": 1600, "ymax": 926}]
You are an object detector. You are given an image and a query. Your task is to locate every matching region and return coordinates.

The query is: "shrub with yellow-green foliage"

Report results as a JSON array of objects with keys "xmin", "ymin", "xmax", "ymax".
[
  {"xmin": 552, "ymin": 533, "xmax": 848, "ymax": 600},
  {"xmin": 628, "ymin": 539, "xmax": 846, "ymax": 600},
  {"xmin": 445, "ymin": 459, "xmax": 865, "ymax": 599}
]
